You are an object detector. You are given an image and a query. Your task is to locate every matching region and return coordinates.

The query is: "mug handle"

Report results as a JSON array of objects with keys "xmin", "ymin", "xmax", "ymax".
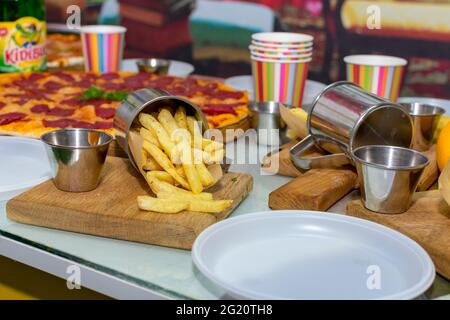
[{"xmin": 290, "ymin": 135, "xmax": 352, "ymax": 171}]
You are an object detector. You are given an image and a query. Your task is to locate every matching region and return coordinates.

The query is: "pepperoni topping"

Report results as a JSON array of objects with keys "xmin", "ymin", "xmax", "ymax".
[
  {"xmin": 202, "ymin": 103, "xmax": 241, "ymax": 115},
  {"xmin": 61, "ymin": 98, "xmax": 80, "ymax": 107},
  {"xmin": 100, "ymin": 72, "xmax": 119, "ymax": 80},
  {"xmin": 82, "ymin": 98, "xmax": 109, "ymax": 107},
  {"xmin": 95, "ymin": 107, "xmax": 116, "ymax": 119},
  {"xmin": 0, "ymin": 102, "xmax": 5, "ymax": 110},
  {"xmin": 47, "ymin": 108, "xmax": 75, "ymax": 116},
  {"xmin": 73, "ymin": 81, "xmax": 93, "ymax": 88},
  {"xmin": 94, "ymin": 121, "xmax": 114, "ymax": 129},
  {"xmin": 213, "ymin": 90, "xmax": 244, "ymax": 100},
  {"xmin": 80, "ymin": 73, "xmax": 98, "ymax": 81},
  {"xmin": 43, "ymin": 119, "xmax": 94, "ymax": 129},
  {"xmin": 51, "ymin": 71, "xmax": 75, "ymax": 82},
  {"xmin": 166, "ymin": 86, "xmax": 191, "ymax": 97},
  {"xmin": 28, "ymin": 73, "xmax": 45, "ymax": 82},
  {"xmin": 147, "ymin": 76, "xmax": 175, "ymax": 89},
  {"xmin": 0, "ymin": 112, "xmax": 27, "ymax": 125},
  {"xmin": 43, "ymin": 80, "xmax": 64, "ymax": 90},
  {"xmin": 30, "ymin": 104, "xmax": 50, "ymax": 113},
  {"xmin": 13, "ymin": 79, "xmax": 35, "ymax": 88},
  {"xmin": 100, "ymin": 82, "xmax": 127, "ymax": 91}
]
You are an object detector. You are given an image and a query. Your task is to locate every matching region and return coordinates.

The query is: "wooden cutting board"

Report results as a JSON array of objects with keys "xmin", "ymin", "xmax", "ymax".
[
  {"xmin": 347, "ymin": 190, "xmax": 450, "ymax": 280},
  {"xmin": 6, "ymin": 157, "xmax": 253, "ymax": 250}
]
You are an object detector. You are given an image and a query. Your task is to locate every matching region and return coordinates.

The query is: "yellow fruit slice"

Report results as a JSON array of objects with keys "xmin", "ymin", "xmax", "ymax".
[{"xmin": 437, "ymin": 121, "xmax": 450, "ymax": 171}]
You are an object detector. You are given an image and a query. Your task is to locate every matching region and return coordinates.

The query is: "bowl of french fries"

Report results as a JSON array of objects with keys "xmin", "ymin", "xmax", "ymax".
[{"xmin": 114, "ymin": 88, "xmax": 231, "ymax": 214}]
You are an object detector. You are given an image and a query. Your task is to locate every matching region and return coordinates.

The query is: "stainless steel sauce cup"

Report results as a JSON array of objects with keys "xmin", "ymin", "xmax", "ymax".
[
  {"xmin": 136, "ymin": 58, "xmax": 171, "ymax": 74},
  {"xmin": 352, "ymin": 145, "xmax": 429, "ymax": 214},
  {"xmin": 400, "ymin": 102, "xmax": 445, "ymax": 151},
  {"xmin": 41, "ymin": 129, "xmax": 113, "ymax": 192},
  {"xmin": 114, "ymin": 88, "xmax": 208, "ymax": 170},
  {"xmin": 248, "ymin": 101, "xmax": 288, "ymax": 146}
]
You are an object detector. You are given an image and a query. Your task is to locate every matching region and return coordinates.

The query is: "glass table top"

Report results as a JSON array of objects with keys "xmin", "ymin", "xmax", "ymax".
[{"xmin": 1, "ymin": 136, "xmax": 449, "ymax": 299}]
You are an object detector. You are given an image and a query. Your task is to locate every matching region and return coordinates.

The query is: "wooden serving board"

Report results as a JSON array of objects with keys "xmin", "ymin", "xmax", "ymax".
[
  {"xmin": 347, "ymin": 190, "xmax": 450, "ymax": 280},
  {"xmin": 7, "ymin": 157, "xmax": 253, "ymax": 250},
  {"xmin": 263, "ymin": 140, "xmax": 359, "ymax": 211}
]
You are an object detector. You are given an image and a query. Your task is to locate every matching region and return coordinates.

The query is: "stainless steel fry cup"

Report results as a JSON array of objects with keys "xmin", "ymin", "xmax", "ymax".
[
  {"xmin": 248, "ymin": 101, "xmax": 288, "ymax": 146},
  {"xmin": 136, "ymin": 58, "xmax": 171, "ymax": 75},
  {"xmin": 41, "ymin": 129, "xmax": 113, "ymax": 192},
  {"xmin": 352, "ymin": 145, "xmax": 429, "ymax": 214},
  {"xmin": 114, "ymin": 88, "xmax": 208, "ymax": 170},
  {"xmin": 400, "ymin": 102, "xmax": 445, "ymax": 151}
]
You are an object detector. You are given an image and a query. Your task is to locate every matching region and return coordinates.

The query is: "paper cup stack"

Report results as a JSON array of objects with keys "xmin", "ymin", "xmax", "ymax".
[{"xmin": 250, "ymin": 32, "xmax": 313, "ymax": 107}]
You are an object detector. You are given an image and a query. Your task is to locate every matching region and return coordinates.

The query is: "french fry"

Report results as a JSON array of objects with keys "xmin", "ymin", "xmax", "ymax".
[
  {"xmin": 203, "ymin": 148, "xmax": 225, "ymax": 164},
  {"xmin": 202, "ymin": 138, "xmax": 223, "ymax": 151},
  {"xmin": 140, "ymin": 127, "xmax": 161, "ymax": 147},
  {"xmin": 143, "ymin": 141, "xmax": 190, "ymax": 189},
  {"xmin": 158, "ymin": 108, "xmax": 179, "ymax": 138},
  {"xmin": 156, "ymin": 191, "xmax": 210, "ymax": 202},
  {"xmin": 178, "ymin": 138, "xmax": 203, "ymax": 194},
  {"xmin": 174, "ymin": 106, "xmax": 188, "ymax": 129},
  {"xmin": 139, "ymin": 113, "xmax": 179, "ymax": 163},
  {"xmin": 137, "ymin": 196, "xmax": 188, "ymax": 213},
  {"xmin": 142, "ymin": 156, "xmax": 163, "ymax": 171},
  {"xmin": 146, "ymin": 171, "xmax": 174, "ymax": 184},
  {"xmin": 186, "ymin": 199, "xmax": 233, "ymax": 213},
  {"xmin": 187, "ymin": 116, "xmax": 203, "ymax": 149},
  {"xmin": 195, "ymin": 163, "xmax": 216, "ymax": 187},
  {"xmin": 146, "ymin": 174, "xmax": 213, "ymax": 200},
  {"xmin": 175, "ymin": 164, "xmax": 187, "ymax": 179},
  {"xmin": 192, "ymin": 147, "xmax": 216, "ymax": 186}
]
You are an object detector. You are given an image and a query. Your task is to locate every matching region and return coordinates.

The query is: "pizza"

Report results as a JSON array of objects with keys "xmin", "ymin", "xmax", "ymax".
[
  {"xmin": 0, "ymin": 71, "xmax": 250, "ymax": 138},
  {"xmin": 46, "ymin": 34, "xmax": 84, "ymax": 70}
]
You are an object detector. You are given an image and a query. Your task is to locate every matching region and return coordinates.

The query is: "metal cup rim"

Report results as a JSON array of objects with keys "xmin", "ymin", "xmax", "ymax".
[
  {"xmin": 400, "ymin": 102, "xmax": 446, "ymax": 117},
  {"xmin": 352, "ymin": 145, "xmax": 429, "ymax": 171},
  {"xmin": 41, "ymin": 128, "xmax": 114, "ymax": 150}
]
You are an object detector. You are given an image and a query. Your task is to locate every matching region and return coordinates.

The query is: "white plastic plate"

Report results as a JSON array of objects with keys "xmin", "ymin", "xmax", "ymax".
[
  {"xmin": 0, "ymin": 136, "xmax": 51, "ymax": 201},
  {"xmin": 192, "ymin": 211, "xmax": 435, "ymax": 300}
]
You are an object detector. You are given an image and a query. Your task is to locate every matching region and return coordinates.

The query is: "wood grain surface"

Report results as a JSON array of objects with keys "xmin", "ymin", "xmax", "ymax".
[
  {"xmin": 7, "ymin": 157, "xmax": 253, "ymax": 250},
  {"xmin": 347, "ymin": 190, "xmax": 450, "ymax": 280},
  {"xmin": 269, "ymin": 169, "xmax": 358, "ymax": 211}
]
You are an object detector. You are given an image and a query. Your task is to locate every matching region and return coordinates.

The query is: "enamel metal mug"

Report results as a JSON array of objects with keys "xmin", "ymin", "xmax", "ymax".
[{"xmin": 290, "ymin": 81, "xmax": 414, "ymax": 170}]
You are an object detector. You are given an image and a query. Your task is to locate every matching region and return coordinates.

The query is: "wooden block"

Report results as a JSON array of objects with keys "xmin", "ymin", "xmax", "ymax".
[
  {"xmin": 7, "ymin": 157, "xmax": 253, "ymax": 250},
  {"xmin": 269, "ymin": 169, "xmax": 358, "ymax": 211},
  {"xmin": 347, "ymin": 190, "xmax": 450, "ymax": 280},
  {"xmin": 417, "ymin": 145, "xmax": 438, "ymax": 191}
]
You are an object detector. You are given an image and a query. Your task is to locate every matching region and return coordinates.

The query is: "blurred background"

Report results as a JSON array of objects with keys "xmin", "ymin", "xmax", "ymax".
[{"xmin": 46, "ymin": 0, "xmax": 450, "ymax": 99}]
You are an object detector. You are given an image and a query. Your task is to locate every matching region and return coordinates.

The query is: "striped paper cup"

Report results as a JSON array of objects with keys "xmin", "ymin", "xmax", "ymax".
[
  {"xmin": 249, "ymin": 45, "xmax": 313, "ymax": 56},
  {"xmin": 251, "ymin": 57, "xmax": 310, "ymax": 107},
  {"xmin": 344, "ymin": 55, "xmax": 407, "ymax": 101},
  {"xmin": 252, "ymin": 32, "xmax": 313, "ymax": 46},
  {"xmin": 251, "ymin": 54, "xmax": 312, "ymax": 63},
  {"xmin": 251, "ymin": 51, "xmax": 312, "ymax": 60},
  {"xmin": 81, "ymin": 25, "xmax": 127, "ymax": 73},
  {"xmin": 251, "ymin": 41, "xmax": 313, "ymax": 50}
]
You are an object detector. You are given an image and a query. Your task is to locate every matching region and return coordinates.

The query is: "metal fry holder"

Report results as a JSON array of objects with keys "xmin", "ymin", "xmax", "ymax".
[{"xmin": 290, "ymin": 81, "xmax": 414, "ymax": 171}]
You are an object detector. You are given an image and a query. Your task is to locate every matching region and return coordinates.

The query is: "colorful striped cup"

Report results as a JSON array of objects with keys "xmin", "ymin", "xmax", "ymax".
[
  {"xmin": 344, "ymin": 55, "xmax": 407, "ymax": 101},
  {"xmin": 81, "ymin": 25, "xmax": 127, "ymax": 73},
  {"xmin": 251, "ymin": 58, "xmax": 309, "ymax": 107},
  {"xmin": 252, "ymin": 32, "xmax": 313, "ymax": 46}
]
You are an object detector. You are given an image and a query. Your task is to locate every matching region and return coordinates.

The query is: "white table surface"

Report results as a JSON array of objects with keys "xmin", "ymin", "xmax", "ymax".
[{"xmin": 1, "ymin": 135, "xmax": 449, "ymax": 299}]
